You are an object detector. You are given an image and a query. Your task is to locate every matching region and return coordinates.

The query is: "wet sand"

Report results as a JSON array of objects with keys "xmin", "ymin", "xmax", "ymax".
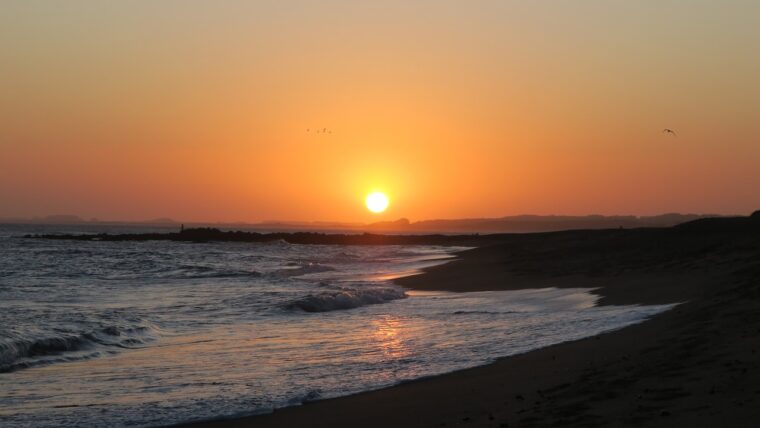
[{"xmin": 177, "ymin": 217, "xmax": 760, "ymax": 427}]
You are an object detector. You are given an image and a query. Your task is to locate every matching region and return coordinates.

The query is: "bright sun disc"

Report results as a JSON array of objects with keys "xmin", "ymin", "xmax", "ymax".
[{"xmin": 365, "ymin": 192, "xmax": 389, "ymax": 213}]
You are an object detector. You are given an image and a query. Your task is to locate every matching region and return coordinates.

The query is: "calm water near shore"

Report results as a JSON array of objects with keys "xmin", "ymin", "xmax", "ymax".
[{"xmin": 0, "ymin": 224, "xmax": 674, "ymax": 427}]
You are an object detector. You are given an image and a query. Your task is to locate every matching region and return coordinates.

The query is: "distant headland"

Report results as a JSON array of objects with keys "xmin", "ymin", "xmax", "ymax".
[
  {"xmin": 3, "ymin": 213, "xmax": 731, "ymax": 234},
  {"xmin": 25, "ymin": 211, "xmax": 760, "ymax": 246}
]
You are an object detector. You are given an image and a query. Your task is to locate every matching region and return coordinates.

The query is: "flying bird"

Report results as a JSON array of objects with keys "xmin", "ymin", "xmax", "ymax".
[
  {"xmin": 307, "ymin": 127, "xmax": 332, "ymax": 135},
  {"xmin": 662, "ymin": 128, "xmax": 677, "ymax": 137}
]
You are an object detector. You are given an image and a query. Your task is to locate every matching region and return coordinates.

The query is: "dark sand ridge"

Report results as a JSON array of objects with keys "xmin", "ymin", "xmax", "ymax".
[{"xmin": 176, "ymin": 215, "xmax": 760, "ymax": 427}]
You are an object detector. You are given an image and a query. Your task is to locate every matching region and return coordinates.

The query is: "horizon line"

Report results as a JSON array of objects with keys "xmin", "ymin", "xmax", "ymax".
[{"xmin": 0, "ymin": 211, "xmax": 739, "ymax": 227}]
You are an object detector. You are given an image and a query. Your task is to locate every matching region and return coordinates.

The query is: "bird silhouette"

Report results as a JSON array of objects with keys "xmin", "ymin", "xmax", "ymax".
[
  {"xmin": 307, "ymin": 127, "xmax": 333, "ymax": 135},
  {"xmin": 662, "ymin": 128, "xmax": 677, "ymax": 137}
]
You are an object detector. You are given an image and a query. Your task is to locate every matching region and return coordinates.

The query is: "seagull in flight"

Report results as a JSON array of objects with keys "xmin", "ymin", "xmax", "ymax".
[
  {"xmin": 307, "ymin": 127, "xmax": 333, "ymax": 135},
  {"xmin": 662, "ymin": 128, "xmax": 677, "ymax": 137}
]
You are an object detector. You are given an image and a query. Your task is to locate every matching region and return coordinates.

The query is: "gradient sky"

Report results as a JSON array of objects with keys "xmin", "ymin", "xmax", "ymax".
[{"xmin": 1, "ymin": 1, "xmax": 759, "ymax": 223}]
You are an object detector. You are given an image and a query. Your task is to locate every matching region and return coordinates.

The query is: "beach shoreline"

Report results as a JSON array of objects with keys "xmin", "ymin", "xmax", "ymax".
[{"xmin": 175, "ymin": 219, "xmax": 760, "ymax": 427}]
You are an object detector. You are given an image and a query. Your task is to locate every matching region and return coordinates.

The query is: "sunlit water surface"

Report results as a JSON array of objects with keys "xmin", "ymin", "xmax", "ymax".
[{"xmin": 0, "ymin": 224, "xmax": 674, "ymax": 427}]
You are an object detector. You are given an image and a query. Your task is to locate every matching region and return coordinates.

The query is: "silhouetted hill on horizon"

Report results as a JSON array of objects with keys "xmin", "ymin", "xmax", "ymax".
[
  {"xmin": 5, "ymin": 212, "xmax": 729, "ymax": 234},
  {"xmin": 364, "ymin": 213, "xmax": 719, "ymax": 233},
  {"xmin": 26, "ymin": 211, "xmax": 760, "ymax": 245}
]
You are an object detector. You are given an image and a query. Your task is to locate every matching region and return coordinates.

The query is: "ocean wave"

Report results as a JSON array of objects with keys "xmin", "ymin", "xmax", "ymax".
[
  {"xmin": 265, "ymin": 239, "xmax": 291, "ymax": 247},
  {"xmin": 285, "ymin": 285, "xmax": 407, "ymax": 313},
  {"xmin": 154, "ymin": 265, "xmax": 262, "ymax": 279},
  {"xmin": 452, "ymin": 310, "xmax": 518, "ymax": 315},
  {"xmin": 0, "ymin": 323, "xmax": 158, "ymax": 373},
  {"xmin": 271, "ymin": 263, "xmax": 335, "ymax": 278}
]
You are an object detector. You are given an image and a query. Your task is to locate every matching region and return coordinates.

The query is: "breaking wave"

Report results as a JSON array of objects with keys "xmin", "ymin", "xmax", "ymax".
[
  {"xmin": 271, "ymin": 263, "xmax": 335, "ymax": 277},
  {"xmin": 0, "ymin": 323, "xmax": 159, "ymax": 373},
  {"xmin": 157, "ymin": 265, "xmax": 263, "ymax": 279},
  {"xmin": 285, "ymin": 285, "xmax": 407, "ymax": 313}
]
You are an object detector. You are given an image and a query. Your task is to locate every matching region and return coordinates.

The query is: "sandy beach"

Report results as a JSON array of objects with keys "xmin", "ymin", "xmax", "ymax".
[{"xmin": 177, "ymin": 215, "xmax": 760, "ymax": 427}]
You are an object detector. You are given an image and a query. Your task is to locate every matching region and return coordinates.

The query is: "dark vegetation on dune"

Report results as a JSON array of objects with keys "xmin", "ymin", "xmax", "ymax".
[{"xmin": 494, "ymin": 212, "xmax": 760, "ymax": 277}]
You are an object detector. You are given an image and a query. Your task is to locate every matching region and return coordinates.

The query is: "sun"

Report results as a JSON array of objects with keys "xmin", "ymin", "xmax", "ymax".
[{"xmin": 365, "ymin": 192, "xmax": 389, "ymax": 213}]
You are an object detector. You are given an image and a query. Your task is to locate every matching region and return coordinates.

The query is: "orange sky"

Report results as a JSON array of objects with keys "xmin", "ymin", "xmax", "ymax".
[{"xmin": 1, "ymin": 1, "xmax": 759, "ymax": 223}]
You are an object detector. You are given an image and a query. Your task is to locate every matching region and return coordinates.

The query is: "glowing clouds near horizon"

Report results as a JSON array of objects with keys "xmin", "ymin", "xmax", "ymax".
[{"xmin": 365, "ymin": 192, "xmax": 389, "ymax": 213}]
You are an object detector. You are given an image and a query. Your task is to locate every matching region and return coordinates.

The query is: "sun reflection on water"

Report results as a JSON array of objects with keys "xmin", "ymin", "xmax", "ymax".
[{"xmin": 372, "ymin": 315, "xmax": 409, "ymax": 359}]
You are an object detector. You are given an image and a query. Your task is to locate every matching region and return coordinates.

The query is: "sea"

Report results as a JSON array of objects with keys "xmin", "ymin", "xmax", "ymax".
[{"xmin": 0, "ymin": 224, "xmax": 674, "ymax": 427}]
